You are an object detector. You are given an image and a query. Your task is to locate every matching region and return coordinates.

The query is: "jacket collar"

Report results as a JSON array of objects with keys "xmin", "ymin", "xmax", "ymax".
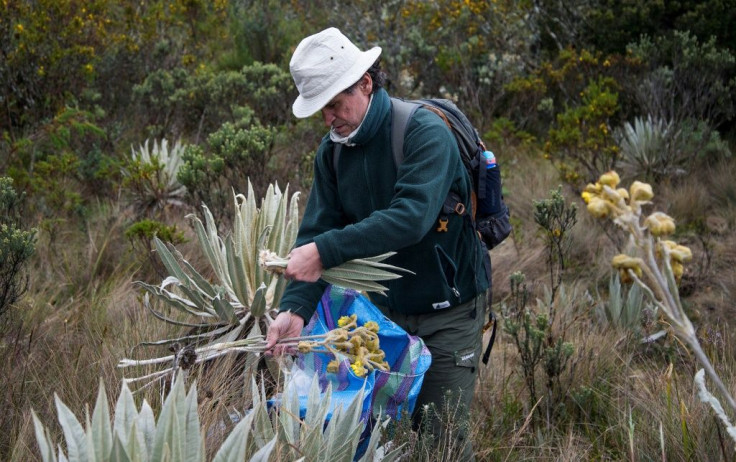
[{"xmin": 345, "ymin": 88, "xmax": 390, "ymax": 146}]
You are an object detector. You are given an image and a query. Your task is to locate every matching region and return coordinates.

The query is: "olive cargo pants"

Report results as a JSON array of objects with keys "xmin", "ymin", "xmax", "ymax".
[{"xmin": 379, "ymin": 290, "xmax": 487, "ymax": 461}]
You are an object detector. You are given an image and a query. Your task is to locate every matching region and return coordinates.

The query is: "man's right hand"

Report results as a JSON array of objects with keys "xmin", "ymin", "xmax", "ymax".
[
  {"xmin": 284, "ymin": 242, "xmax": 323, "ymax": 282},
  {"xmin": 265, "ymin": 311, "xmax": 305, "ymax": 356}
]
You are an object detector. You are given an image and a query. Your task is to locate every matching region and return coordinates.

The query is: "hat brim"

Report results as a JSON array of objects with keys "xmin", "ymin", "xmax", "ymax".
[{"xmin": 292, "ymin": 47, "xmax": 382, "ymax": 119}]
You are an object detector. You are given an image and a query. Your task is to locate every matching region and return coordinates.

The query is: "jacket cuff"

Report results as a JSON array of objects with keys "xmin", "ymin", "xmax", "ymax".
[
  {"xmin": 313, "ymin": 233, "xmax": 342, "ymax": 269},
  {"xmin": 279, "ymin": 303, "xmax": 316, "ymax": 323}
]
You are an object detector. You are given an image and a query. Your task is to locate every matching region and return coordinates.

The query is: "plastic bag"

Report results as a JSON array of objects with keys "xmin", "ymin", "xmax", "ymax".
[{"xmin": 296, "ymin": 285, "xmax": 432, "ymax": 421}]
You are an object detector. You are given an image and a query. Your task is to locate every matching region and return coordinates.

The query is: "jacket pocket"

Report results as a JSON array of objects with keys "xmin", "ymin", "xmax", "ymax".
[{"xmin": 433, "ymin": 245, "xmax": 461, "ymax": 307}]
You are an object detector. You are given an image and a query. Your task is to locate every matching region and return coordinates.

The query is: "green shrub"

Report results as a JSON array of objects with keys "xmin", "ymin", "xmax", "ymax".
[
  {"xmin": 133, "ymin": 63, "xmax": 293, "ymax": 139},
  {"xmin": 533, "ymin": 185, "xmax": 578, "ymax": 300},
  {"xmin": 7, "ymin": 107, "xmax": 110, "ymax": 218},
  {"xmin": 545, "ymin": 77, "xmax": 620, "ymax": 186},
  {"xmin": 124, "ymin": 218, "xmax": 185, "ymax": 278},
  {"xmin": 178, "ymin": 121, "xmax": 276, "ymax": 225},
  {"xmin": 626, "ymin": 31, "xmax": 736, "ymax": 137},
  {"xmin": 0, "ymin": 177, "xmax": 36, "ymax": 318}
]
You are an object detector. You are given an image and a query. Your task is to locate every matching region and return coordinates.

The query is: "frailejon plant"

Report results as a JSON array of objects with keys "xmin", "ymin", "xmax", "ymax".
[
  {"xmin": 595, "ymin": 273, "xmax": 656, "ymax": 333},
  {"xmin": 122, "ymin": 138, "xmax": 187, "ymax": 215},
  {"xmin": 124, "ymin": 182, "xmax": 412, "ymax": 388},
  {"xmin": 581, "ymin": 170, "xmax": 736, "ymax": 440},
  {"xmin": 613, "ymin": 115, "xmax": 680, "ymax": 182},
  {"xmin": 125, "ymin": 182, "xmax": 299, "ymax": 388},
  {"xmin": 32, "ymin": 372, "xmax": 402, "ymax": 462}
]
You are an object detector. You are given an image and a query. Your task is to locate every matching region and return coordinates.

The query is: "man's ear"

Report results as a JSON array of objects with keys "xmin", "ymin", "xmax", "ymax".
[{"xmin": 361, "ymin": 73, "xmax": 373, "ymax": 94}]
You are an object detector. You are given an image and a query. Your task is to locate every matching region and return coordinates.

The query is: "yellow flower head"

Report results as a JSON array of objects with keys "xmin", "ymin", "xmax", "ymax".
[
  {"xmin": 337, "ymin": 314, "xmax": 357, "ymax": 328},
  {"xmin": 671, "ymin": 261, "xmax": 684, "ymax": 281},
  {"xmin": 611, "ymin": 254, "xmax": 643, "ymax": 283},
  {"xmin": 328, "ymin": 328, "xmax": 349, "ymax": 342},
  {"xmin": 612, "ymin": 254, "xmax": 643, "ymax": 272},
  {"xmin": 598, "ymin": 171, "xmax": 620, "ymax": 188},
  {"xmin": 326, "ymin": 360, "xmax": 340, "ymax": 373},
  {"xmin": 581, "ymin": 190, "xmax": 595, "ymax": 204},
  {"xmin": 630, "ymin": 181, "xmax": 654, "ymax": 202},
  {"xmin": 587, "ymin": 197, "xmax": 610, "ymax": 219},
  {"xmin": 364, "ymin": 321, "xmax": 380, "ymax": 333},
  {"xmin": 350, "ymin": 335, "xmax": 364, "ymax": 350},
  {"xmin": 669, "ymin": 244, "xmax": 693, "ymax": 263},
  {"xmin": 365, "ymin": 336, "xmax": 380, "ymax": 352},
  {"xmin": 350, "ymin": 360, "xmax": 366, "ymax": 377},
  {"xmin": 644, "ymin": 212, "xmax": 676, "ymax": 236},
  {"xmin": 584, "ymin": 183, "xmax": 603, "ymax": 194},
  {"xmin": 616, "ymin": 188, "xmax": 630, "ymax": 201},
  {"xmin": 369, "ymin": 350, "xmax": 386, "ymax": 362}
]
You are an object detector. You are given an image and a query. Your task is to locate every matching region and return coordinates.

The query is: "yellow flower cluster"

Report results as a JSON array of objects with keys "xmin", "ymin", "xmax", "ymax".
[
  {"xmin": 582, "ymin": 171, "xmax": 693, "ymax": 283},
  {"xmin": 582, "ymin": 171, "xmax": 672, "ymax": 234},
  {"xmin": 311, "ymin": 314, "xmax": 389, "ymax": 378},
  {"xmin": 660, "ymin": 240, "xmax": 693, "ymax": 280},
  {"xmin": 611, "ymin": 254, "xmax": 644, "ymax": 283}
]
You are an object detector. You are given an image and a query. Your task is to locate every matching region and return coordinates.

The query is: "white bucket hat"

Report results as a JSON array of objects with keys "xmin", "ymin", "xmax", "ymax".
[{"xmin": 290, "ymin": 27, "xmax": 382, "ymax": 118}]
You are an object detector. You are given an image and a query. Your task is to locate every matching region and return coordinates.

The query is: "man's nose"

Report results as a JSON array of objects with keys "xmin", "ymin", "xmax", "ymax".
[{"xmin": 322, "ymin": 109, "xmax": 335, "ymax": 127}]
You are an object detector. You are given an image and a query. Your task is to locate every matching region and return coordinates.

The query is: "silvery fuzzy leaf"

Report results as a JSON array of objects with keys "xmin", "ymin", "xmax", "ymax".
[
  {"xmin": 54, "ymin": 393, "xmax": 89, "ymax": 462},
  {"xmin": 32, "ymin": 410, "xmax": 58, "ymax": 462},
  {"xmin": 90, "ymin": 380, "xmax": 112, "ymax": 461}
]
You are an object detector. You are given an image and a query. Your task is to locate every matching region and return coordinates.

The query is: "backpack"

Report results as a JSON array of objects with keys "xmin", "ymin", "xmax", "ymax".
[
  {"xmin": 334, "ymin": 97, "xmax": 511, "ymax": 365},
  {"xmin": 334, "ymin": 97, "xmax": 512, "ymax": 251}
]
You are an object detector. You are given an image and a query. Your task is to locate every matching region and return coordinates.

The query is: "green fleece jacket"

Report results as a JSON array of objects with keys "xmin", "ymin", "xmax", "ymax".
[{"xmin": 280, "ymin": 88, "xmax": 489, "ymax": 319}]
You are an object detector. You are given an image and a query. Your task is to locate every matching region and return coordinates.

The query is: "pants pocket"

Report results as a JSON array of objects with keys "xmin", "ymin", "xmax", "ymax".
[{"xmin": 454, "ymin": 346, "xmax": 479, "ymax": 370}]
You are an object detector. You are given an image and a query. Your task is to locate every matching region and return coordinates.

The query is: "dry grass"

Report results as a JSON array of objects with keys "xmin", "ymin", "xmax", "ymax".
[{"xmin": 4, "ymin": 150, "xmax": 736, "ymax": 461}]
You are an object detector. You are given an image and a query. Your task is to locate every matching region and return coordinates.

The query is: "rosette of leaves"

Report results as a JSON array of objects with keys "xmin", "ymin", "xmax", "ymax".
[
  {"xmin": 122, "ymin": 138, "xmax": 187, "ymax": 214},
  {"xmin": 127, "ymin": 181, "xmax": 299, "ymax": 385},
  {"xmin": 32, "ymin": 372, "xmax": 402, "ymax": 462}
]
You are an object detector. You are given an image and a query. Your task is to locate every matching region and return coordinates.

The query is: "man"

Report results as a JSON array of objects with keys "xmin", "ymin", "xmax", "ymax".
[{"xmin": 265, "ymin": 27, "xmax": 489, "ymax": 459}]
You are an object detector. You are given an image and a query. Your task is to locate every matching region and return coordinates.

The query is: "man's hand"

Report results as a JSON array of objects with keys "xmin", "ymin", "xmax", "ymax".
[
  {"xmin": 285, "ymin": 242, "xmax": 323, "ymax": 282},
  {"xmin": 265, "ymin": 311, "xmax": 305, "ymax": 356}
]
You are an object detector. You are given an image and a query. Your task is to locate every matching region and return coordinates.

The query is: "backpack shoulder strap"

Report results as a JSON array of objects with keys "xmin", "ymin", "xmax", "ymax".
[
  {"xmin": 389, "ymin": 98, "xmax": 421, "ymax": 168},
  {"xmin": 332, "ymin": 97, "xmax": 421, "ymax": 173}
]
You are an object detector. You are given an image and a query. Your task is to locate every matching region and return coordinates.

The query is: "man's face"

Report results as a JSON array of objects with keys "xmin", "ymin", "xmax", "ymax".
[{"xmin": 321, "ymin": 74, "xmax": 373, "ymax": 137}]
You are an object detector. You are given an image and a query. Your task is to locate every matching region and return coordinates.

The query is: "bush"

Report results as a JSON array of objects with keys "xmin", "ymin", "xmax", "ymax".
[
  {"xmin": 178, "ymin": 121, "xmax": 276, "ymax": 225},
  {"xmin": 545, "ymin": 77, "xmax": 620, "ymax": 186},
  {"xmin": 0, "ymin": 177, "xmax": 36, "ymax": 318},
  {"xmin": 133, "ymin": 63, "xmax": 294, "ymax": 140},
  {"xmin": 626, "ymin": 31, "xmax": 735, "ymax": 133},
  {"xmin": 6, "ymin": 107, "xmax": 111, "ymax": 218}
]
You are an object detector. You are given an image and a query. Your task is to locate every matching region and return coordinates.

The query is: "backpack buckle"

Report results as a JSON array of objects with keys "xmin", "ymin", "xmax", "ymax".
[{"xmin": 436, "ymin": 218, "xmax": 449, "ymax": 232}]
